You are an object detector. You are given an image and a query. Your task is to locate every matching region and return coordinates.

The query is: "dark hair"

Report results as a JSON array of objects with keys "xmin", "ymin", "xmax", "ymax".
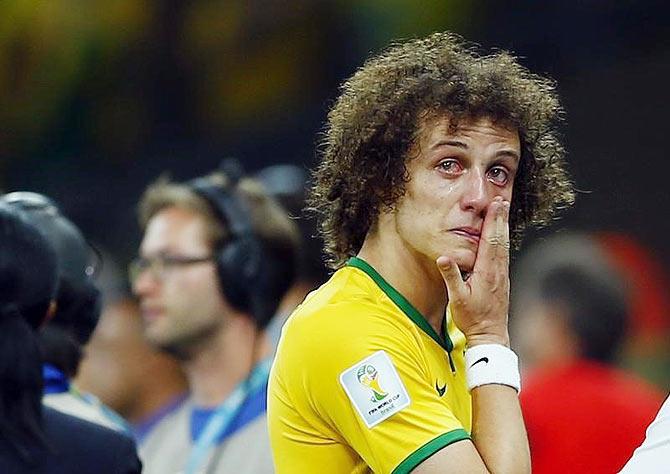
[
  {"xmin": 0, "ymin": 192, "xmax": 102, "ymax": 377},
  {"xmin": 539, "ymin": 265, "xmax": 628, "ymax": 363},
  {"xmin": 39, "ymin": 280, "xmax": 101, "ymax": 377},
  {"xmin": 255, "ymin": 164, "xmax": 329, "ymax": 287},
  {"xmin": 512, "ymin": 233, "xmax": 628, "ymax": 363},
  {"xmin": 310, "ymin": 32, "xmax": 574, "ymax": 268},
  {"xmin": 0, "ymin": 204, "xmax": 59, "ymax": 461}
]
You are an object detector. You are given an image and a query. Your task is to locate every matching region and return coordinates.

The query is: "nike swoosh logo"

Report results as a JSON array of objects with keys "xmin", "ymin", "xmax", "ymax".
[
  {"xmin": 435, "ymin": 381, "xmax": 447, "ymax": 397},
  {"xmin": 470, "ymin": 357, "xmax": 489, "ymax": 368}
]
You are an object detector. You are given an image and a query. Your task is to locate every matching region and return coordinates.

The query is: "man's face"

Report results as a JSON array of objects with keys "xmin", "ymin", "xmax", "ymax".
[
  {"xmin": 75, "ymin": 298, "xmax": 186, "ymax": 418},
  {"xmin": 392, "ymin": 115, "xmax": 520, "ymax": 273},
  {"xmin": 133, "ymin": 206, "xmax": 228, "ymax": 355},
  {"xmin": 512, "ymin": 298, "xmax": 573, "ymax": 370}
]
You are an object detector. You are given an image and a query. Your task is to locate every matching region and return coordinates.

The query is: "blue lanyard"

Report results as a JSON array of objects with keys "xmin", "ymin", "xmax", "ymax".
[{"xmin": 184, "ymin": 358, "xmax": 272, "ymax": 474}]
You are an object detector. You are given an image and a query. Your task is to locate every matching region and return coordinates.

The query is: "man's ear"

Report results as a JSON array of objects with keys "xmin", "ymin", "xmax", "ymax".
[{"xmin": 40, "ymin": 300, "xmax": 58, "ymax": 328}]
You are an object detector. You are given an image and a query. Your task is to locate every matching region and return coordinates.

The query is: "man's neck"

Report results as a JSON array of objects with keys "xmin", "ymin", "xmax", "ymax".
[
  {"xmin": 182, "ymin": 316, "xmax": 268, "ymax": 408},
  {"xmin": 358, "ymin": 230, "xmax": 448, "ymax": 334},
  {"xmin": 130, "ymin": 359, "xmax": 187, "ymax": 424}
]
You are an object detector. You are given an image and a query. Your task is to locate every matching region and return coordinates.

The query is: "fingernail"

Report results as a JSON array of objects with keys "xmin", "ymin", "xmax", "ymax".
[{"xmin": 436, "ymin": 256, "xmax": 450, "ymax": 269}]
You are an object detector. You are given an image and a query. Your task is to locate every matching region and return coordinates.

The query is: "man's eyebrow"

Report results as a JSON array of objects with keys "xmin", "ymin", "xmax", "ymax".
[
  {"xmin": 431, "ymin": 140, "xmax": 520, "ymax": 161},
  {"xmin": 495, "ymin": 149, "xmax": 521, "ymax": 162},
  {"xmin": 430, "ymin": 139, "xmax": 467, "ymax": 149}
]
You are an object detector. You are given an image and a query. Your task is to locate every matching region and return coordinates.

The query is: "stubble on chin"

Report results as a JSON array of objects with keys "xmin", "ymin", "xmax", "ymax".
[
  {"xmin": 152, "ymin": 321, "xmax": 222, "ymax": 361},
  {"xmin": 142, "ymin": 320, "xmax": 188, "ymax": 360}
]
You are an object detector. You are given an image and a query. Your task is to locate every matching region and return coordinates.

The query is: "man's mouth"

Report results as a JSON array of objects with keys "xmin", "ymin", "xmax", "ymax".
[
  {"xmin": 450, "ymin": 227, "xmax": 481, "ymax": 244},
  {"xmin": 140, "ymin": 305, "xmax": 164, "ymax": 323}
]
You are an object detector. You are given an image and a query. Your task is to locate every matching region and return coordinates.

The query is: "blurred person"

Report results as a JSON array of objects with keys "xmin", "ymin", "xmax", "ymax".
[
  {"xmin": 269, "ymin": 32, "xmax": 574, "ymax": 473},
  {"xmin": 0, "ymin": 202, "xmax": 141, "ymax": 473},
  {"xmin": 512, "ymin": 232, "xmax": 665, "ymax": 474},
  {"xmin": 76, "ymin": 292, "xmax": 188, "ymax": 442},
  {"xmin": 132, "ymin": 162, "xmax": 298, "ymax": 473},
  {"xmin": 255, "ymin": 164, "xmax": 329, "ymax": 350},
  {"xmin": 1, "ymin": 191, "xmax": 130, "ymax": 433}
]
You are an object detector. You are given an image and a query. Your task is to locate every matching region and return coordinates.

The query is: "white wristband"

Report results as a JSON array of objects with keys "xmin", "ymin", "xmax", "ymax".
[{"xmin": 464, "ymin": 344, "xmax": 521, "ymax": 393}]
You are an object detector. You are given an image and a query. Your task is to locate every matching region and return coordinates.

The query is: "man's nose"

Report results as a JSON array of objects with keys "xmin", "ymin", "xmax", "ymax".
[
  {"xmin": 132, "ymin": 268, "xmax": 158, "ymax": 297},
  {"xmin": 460, "ymin": 168, "xmax": 489, "ymax": 215}
]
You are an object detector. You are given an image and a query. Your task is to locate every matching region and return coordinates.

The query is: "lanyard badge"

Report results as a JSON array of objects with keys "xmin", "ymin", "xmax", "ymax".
[{"xmin": 184, "ymin": 358, "xmax": 272, "ymax": 474}]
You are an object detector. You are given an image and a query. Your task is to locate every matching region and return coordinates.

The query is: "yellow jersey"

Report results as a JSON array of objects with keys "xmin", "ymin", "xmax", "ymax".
[{"xmin": 268, "ymin": 257, "xmax": 471, "ymax": 474}]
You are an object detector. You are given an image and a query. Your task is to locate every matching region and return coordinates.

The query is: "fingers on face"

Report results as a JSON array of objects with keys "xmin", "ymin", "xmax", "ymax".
[
  {"xmin": 436, "ymin": 256, "xmax": 465, "ymax": 301},
  {"xmin": 478, "ymin": 197, "xmax": 510, "ymax": 267},
  {"xmin": 494, "ymin": 199, "xmax": 511, "ymax": 257}
]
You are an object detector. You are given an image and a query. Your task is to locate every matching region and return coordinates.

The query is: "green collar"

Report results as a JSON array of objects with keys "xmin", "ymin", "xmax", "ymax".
[{"xmin": 346, "ymin": 257, "xmax": 454, "ymax": 352}]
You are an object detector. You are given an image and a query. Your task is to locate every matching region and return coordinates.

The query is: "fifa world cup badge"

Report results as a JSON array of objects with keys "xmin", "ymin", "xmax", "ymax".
[{"xmin": 340, "ymin": 351, "xmax": 410, "ymax": 428}]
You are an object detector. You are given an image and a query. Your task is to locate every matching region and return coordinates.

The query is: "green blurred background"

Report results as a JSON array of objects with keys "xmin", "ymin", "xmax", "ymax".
[{"xmin": 2, "ymin": 0, "xmax": 670, "ymax": 386}]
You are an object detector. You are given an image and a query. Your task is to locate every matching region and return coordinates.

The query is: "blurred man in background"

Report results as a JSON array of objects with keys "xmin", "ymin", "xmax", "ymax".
[
  {"xmin": 512, "ymin": 232, "xmax": 664, "ymax": 474},
  {"xmin": 1, "ymin": 192, "xmax": 129, "ymax": 433},
  {"xmin": 132, "ymin": 163, "xmax": 298, "ymax": 473}
]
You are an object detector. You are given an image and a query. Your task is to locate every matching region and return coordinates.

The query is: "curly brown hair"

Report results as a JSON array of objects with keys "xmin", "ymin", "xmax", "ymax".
[{"xmin": 309, "ymin": 32, "xmax": 575, "ymax": 269}]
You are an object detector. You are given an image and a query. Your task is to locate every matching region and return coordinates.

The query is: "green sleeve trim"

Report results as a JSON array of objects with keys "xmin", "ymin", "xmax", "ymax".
[{"xmin": 391, "ymin": 428, "xmax": 470, "ymax": 474}]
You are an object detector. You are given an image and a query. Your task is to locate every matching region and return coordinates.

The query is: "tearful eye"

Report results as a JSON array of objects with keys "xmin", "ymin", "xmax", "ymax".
[
  {"xmin": 437, "ymin": 159, "xmax": 463, "ymax": 175},
  {"xmin": 488, "ymin": 166, "xmax": 509, "ymax": 185}
]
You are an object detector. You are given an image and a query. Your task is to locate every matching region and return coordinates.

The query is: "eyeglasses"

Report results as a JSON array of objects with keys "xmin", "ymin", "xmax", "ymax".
[{"xmin": 128, "ymin": 254, "xmax": 215, "ymax": 284}]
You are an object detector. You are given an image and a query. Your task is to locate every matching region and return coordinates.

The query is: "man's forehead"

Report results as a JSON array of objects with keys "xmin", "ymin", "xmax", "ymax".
[
  {"xmin": 418, "ymin": 113, "xmax": 519, "ymax": 140},
  {"xmin": 141, "ymin": 206, "xmax": 212, "ymax": 253}
]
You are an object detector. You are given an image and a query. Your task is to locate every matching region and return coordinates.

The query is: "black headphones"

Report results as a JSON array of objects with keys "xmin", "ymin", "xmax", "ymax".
[{"xmin": 188, "ymin": 160, "xmax": 266, "ymax": 326}]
